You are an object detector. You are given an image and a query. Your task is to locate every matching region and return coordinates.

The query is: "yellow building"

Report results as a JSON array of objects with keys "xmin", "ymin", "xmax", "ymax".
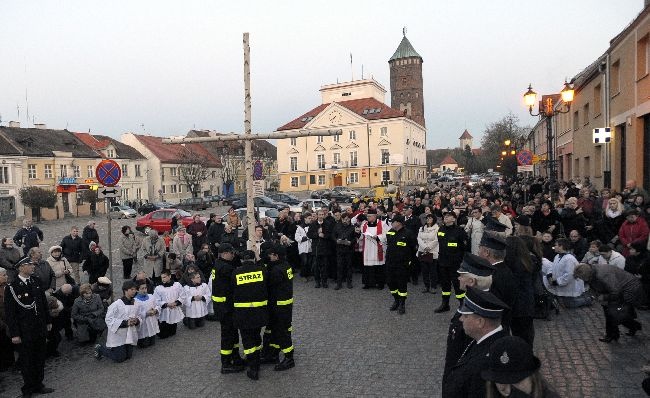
[
  {"xmin": 276, "ymin": 79, "xmax": 427, "ymax": 192},
  {"xmin": 0, "ymin": 124, "xmax": 103, "ymax": 220}
]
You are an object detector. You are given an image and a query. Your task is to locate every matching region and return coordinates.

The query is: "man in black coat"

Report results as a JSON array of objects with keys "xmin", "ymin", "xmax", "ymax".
[
  {"xmin": 307, "ymin": 209, "xmax": 333, "ymax": 288},
  {"xmin": 403, "ymin": 206, "xmax": 422, "ymax": 285},
  {"xmin": 385, "ymin": 215, "xmax": 417, "ymax": 314},
  {"xmin": 441, "ymin": 287, "xmax": 509, "ymax": 398},
  {"xmin": 332, "ymin": 213, "xmax": 360, "ymax": 290},
  {"xmin": 207, "ymin": 217, "xmax": 226, "ymax": 256},
  {"xmin": 479, "ymin": 233, "xmax": 517, "ymax": 332},
  {"xmin": 13, "ymin": 218, "xmax": 43, "ymax": 257},
  {"xmin": 4, "ymin": 257, "xmax": 54, "ymax": 397},
  {"xmin": 60, "ymin": 226, "xmax": 84, "ymax": 283}
]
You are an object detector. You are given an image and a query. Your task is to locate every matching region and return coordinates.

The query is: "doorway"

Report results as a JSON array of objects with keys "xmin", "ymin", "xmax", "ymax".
[
  {"xmin": 333, "ymin": 174, "xmax": 342, "ymax": 187},
  {"xmin": 62, "ymin": 192, "xmax": 70, "ymax": 213},
  {"xmin": 619, "ymin": 123, "xmax": 626, "ymax": 191},
  {"xmin": 0, "ymin": 197, "xmax": 16, "ymax": 223}
]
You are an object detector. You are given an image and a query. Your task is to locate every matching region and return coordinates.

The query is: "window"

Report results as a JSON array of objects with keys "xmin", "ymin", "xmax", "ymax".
[
  {"xmin": 107, "ymin": 149, "xmax": 115, "ymax": 158},
  {"xmin": 291, "ymin": 177, "xmax": 299, "ymax": 187},
  {"xmin": 594, "ymin": 84, "xmax": 602, "ymax": 116},
  {"xmin": 309, "ymin": 175, "xmax": 316, "ymax": 184},
  {"xmin": 583, "ymin": 156, "xmax": 590, "ymax": 177},
  {"xmin": 59, "ymin": 164, "xmax": 67, "ymax": 178},
  {"xmin": 317, "ymin": 154, "xmax": 325, "ymax": 169},
  {"xmin": 135, "ymin": 164, "xmax": 141, "ymax": 177},
  {"xmin": 290, "ymin": 157, "xmax": 298, "ymax": 172},
  {"xmin": 382, "ymin": 170, "xmax": 390, "ymax": 181},
  {"xmin": 73, "ymin": 165, "xmax": 80, "ymax": 178},
  {"xmin": 290, "ymin": 137, "xmax": 297, "ymax": 146},
  {"xmin": 573, "ymin": 110, "xmax": 579, "ymax": 130},
  {"xmin": 211, "ymin": 171, "xmax": 216, "ymax": 179},
  {"xmin": 123, "ymin": 188, "xmax": 129, "ymax": 200},
  {"xmin": 162, "ymin": 185, "xmax": 167, "ymax": 194},
  {"xmin": 611, "ymin": 60, "xmax": 620, "ymax": 95},
  {"xmin": 349, "ymin": 172, "xmax": 358, "ymax": 184},
  {"xmin": 381, "ymin": 149, "xmax": 390, "ymax": 165},
  {"xmin": 122, "ymin": 164, "xmax": 128, "ymax": 177},
  {"xmin": 333, "ymin": 153, "xmax": 340, "ymax": 165},
  {"xmin": 44, "ymin": 164, "xmax": 53, "ymax": 179},
  {"xmin": 299, "ymin": 176, "xmax": 307, "ymax": 185},
  {"xmin": 171, "ymin": 185, "xmax": 177, "ymax": 193},
  {"xmin": 318, "ymin": 175, "xmax": 325, "ymax": 185},
  {"xmin": 349, "ymin": 130, "xmax": 356, "ymax": 140},
  {"xmin": 594, "ymin": 145, "xmax": 603, "ymax": 177},
  {"xmin": 380, "ymin": 127, "xmax": 388, "ymax": 136},
  {"xmin": 637, "ymin": 34, "xmax": 649, "ymax": 78},
  {"xmin": 170, "ymin": 167, "xmax": 177, "ymax": 177},
  {"xmin": 583, "ymin": 103, "xmax": 590, "ymax": 125},
  {"xmin": 136, "ymin": 188, "xmax": 142, "ymax": 200},
  {"xmin": 349, "ymin": 151, "xmax": 358, "ymax": 167},
  {"xmin": 28, "ymin": 164, "xmax": 37, "ymax": 179},
  {"xmin": 87, "ymin": 165, "xmax": 94, "ymax": 178},
  {"xmin": 333, "ymin": 133, "xmax": 340, "ymax": 142},
  {"xmin": 179, "ymin": 185, "xmax": 183, "ymax": 193},
  {"xmin": 317, "ymin": 135, "xmax": 323, "ymax": 143},
  {"xmin": 0, "ymin": 167, "xmax": 9, "ymax": 184}
]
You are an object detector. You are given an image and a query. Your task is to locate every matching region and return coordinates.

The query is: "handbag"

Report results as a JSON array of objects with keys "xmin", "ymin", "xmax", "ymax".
[
  {"xmin": 606, "ymin": 302, "xmax": 635, "ymax": 324},
  {"xmin": 64, "ymin": 263, "xmax": 76, "ymax": 285}
]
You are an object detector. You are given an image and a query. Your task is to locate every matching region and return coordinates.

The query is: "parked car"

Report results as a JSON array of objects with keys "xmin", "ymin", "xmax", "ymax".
[
  {"xmin": 310, "ymin": 189, "xmax": 332, "ymax": 199},
  {"xmin": 222, "ymin": 193, "xmax": 246, "ymax": 206},
  {"xmin": 221, "ymin": 207, "xmax": 280, "ymax": 227},
  {"xmin": 135, "ymin": 209, "xmax": 203, "ymax": 234},
  {"xmin": 232, "ymin": 196, "xmax": 288, "ymax": 210},
  {"xmin": 290, "ymin": 199, "xmax": 330, "ymax": 214},
  {"xmin": 268, "ymin": 193, "xmax": 301, "ymax": 205},
  {"xmin": 174, "ymin": 197, "xmax": 209, "ymax": 211},
  {"xmin": 205, "ymin": 194, "xmax": 223, "ymax": 204},
  {"xmin": 110, "ymin": 205, "xmax": 137, "ymax": 219},
  {"xmin": 137, "ymin": 202, "xmax": 161, "ymax": 215},
  {"xmin": 329, "ymin": 187, "xmax": 360, "ymax": 202}
]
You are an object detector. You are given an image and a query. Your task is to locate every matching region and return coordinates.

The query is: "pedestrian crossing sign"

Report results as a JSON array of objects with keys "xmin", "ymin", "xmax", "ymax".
[{"xmin": 593, "ymin": 127, "xmax": 611, "ymax": 143}]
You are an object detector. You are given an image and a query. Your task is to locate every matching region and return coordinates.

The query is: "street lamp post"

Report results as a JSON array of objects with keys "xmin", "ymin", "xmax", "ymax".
[{"xmin": 523, "ymin": 81, "xmax": 574, "ymax": 197}]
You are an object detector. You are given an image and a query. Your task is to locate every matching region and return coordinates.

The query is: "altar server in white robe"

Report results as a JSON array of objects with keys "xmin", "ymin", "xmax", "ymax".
[
  {"xmin": 154, "ymin": 269, "xmax": 185, "ymax": 339},
  {"xmin": 183, "ymin": 272, "xmax": 211, "ymax": 329},
  {"xmin": 135, "ymin": 280, "xmax": 159, "ymax": 348}
]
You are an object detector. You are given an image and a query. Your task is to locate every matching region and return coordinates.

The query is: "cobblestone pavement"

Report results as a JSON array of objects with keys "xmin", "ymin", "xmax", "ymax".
[{"xmin": 0, "ymin": 214, "xmax": 649, "ymax": 397}]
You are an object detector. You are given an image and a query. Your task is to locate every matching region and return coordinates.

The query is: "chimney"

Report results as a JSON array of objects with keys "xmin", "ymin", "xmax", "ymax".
[
  {"xmin": 34, "ymin": 123, "xmax": 47, "ymax": 129},
  {"xmin": 8, "ymin": 121, "xmax": 20, "ymax": 128}
]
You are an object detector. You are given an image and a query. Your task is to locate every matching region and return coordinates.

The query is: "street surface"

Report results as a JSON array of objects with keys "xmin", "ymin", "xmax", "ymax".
[{"xmin": 0, "ymin": 211, "xmax": 648, "ymax": 397}]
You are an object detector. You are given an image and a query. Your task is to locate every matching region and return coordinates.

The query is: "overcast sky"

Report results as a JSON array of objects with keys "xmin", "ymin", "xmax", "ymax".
[{"xmin": 0, "ymin": 1, "xmax": 645, "ymax": 149}]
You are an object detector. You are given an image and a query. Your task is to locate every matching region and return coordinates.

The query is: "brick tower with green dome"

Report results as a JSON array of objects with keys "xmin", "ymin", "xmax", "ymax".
[{"xmin": 388, "ymin": 30, "xmax": 425, "ymax": 127}]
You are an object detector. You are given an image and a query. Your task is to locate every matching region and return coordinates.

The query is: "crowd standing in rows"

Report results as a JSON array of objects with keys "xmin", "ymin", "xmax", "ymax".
[{"xmin": 1, "ymin": 175, "xmax": 650, "ymax": 396}]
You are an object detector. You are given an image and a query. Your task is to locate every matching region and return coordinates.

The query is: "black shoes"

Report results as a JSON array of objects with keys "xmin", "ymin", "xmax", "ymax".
[
  {"xmin": 220, "ymin": 363, "xmax": 246, "ymax": 374},
  {"xmin": 347, "ymin": 281, "xmax": 353, "ymax": 289},
  {"xmin": 434, "ymin": 303, "xmax": 450, "ymax": 313},
  {"xmin": 398, "ymin": 301, "xmax": 406, "ymax": 315},
  {"xmin": 260, "ymin": 355, "xmax": 279, "ymax": 365},
  {"xmin": 246, "ymin": 368, "xmax": 259, "ymax": 380},
  {"xmin": 34, "ymin": 387, "xmax": 55, "ymax": 394},
  {"xmin": 334, "ymin": 283, "xmax": 342, "ymax": 290},
  {"xmin": 389, "ymin": 299, "xmax": 399, "ymax": 311},
  {"xmin": 315, "ymin": 282, "xmax": 321, "ymax": 288},
  {"xmin": 322, "ymin": 281, "xmax": 328, "ymax": 288},
  {"xmin": 598, "ymin": 335, "xmax": 619, "ymax": 343},
  {"xmin": 274, "ymin": 357, "xmax": 295, "ymax": 371}
]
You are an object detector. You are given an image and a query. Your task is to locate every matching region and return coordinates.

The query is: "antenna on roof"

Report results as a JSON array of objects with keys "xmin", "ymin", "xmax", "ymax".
[
  {"xmin": 403, "ymin": 26, "xmax": 407, "ymax": 36},
  {"xmin": 361, "ymin": 64, "xmax": 364, "ymax": 80},
  {"xmin": 350, "ymin": 53, "xmax": 354, "ymax": 81},
  {"xmin": 141, "ymin": 123, "xmax": 145, "ymax": 133}
]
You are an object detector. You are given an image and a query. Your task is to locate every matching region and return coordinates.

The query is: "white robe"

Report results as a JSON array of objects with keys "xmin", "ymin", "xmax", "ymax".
[
  {"xmin": 135, "ymin": 294, "xmax": 160, "ymax": 339},
  {"xmin": 360, "ymin": 221, "xmax": 387, "ymax": 266},
  {"xmin": 154, "ymin": 282, "xmax": 185, "ymax": 324},
  {"xmin": 183, "ymin": 283, "xmax": 210, "ymax": 318},
  {"xmin": 105, "ymin": 299, "xmax": 141, "ymax": 348}
]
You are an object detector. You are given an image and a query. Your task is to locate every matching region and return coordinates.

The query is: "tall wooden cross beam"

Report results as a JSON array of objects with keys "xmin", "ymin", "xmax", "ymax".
[{"xmin": 164, "ymin": 32, "xmax": 341, "ymax": 251}]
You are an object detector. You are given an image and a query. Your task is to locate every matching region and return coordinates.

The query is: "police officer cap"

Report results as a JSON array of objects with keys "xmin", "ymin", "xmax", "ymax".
[
  {"xmin": 443, "ymin": 210, "xmax": 456, "ymax": 218},
  {"xmin": 16, "ymin": 256, "xmax": 34, "ymax": 268},
  {"xmin": 458, "ymin": 287, "xmax": 509, "ymax": 318},
  {"xmin": 267, "ymin": 244, "xmax": 286, "ymax": 256},
  {"xmin": 479, "ymin": 234, "xmax": 507, "ymax": 251},
  {"xmin": 218, "ymin": 243, "xmax": 235, "ymax": 254},
  {"xmin": 240, "ymin": 250, "xmax": 256, "ymax": 261},
  {"xmin": 481, "ymin": 336, "xmax": 541, "ymax": 384},
  {"xmin": 483, "ymin": 217, "xmax": 508, "ymax": 232},
  {"xmin": 458, "ymin": 253, "xmax": 495, "ymax": 277},
  {"xmin": 392, "ymin": 215, "xmax": 405, "ymax": 224}
]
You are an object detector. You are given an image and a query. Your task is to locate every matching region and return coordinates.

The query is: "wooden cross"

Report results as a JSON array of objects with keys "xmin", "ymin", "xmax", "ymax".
[{"xmin": 164, "ymin": 33, "xmax": 341, "ymax": 250}]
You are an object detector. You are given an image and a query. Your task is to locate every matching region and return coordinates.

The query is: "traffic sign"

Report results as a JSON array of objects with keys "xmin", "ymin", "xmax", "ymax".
[
  {"xmin": 516, "ymin": 150, "xmax": 533, "ymax": 166},
  {"xmin": 252, "ymin": 180, "xmax": 265, "ymax": 198},
  {"xmin": 96, "ymin": 159, "xmax": 122, "ymax": 187},
  {"xmin": 97, "ymin": 186, "xmax": 122, "ymax": 199},
  {"xmin": 517, "ymin": 165, "xmax": 534, "ymax": 172}
]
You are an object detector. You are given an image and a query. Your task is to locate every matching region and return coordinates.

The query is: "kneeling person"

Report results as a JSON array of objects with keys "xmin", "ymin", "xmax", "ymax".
[{"xmin": 94, "ymin": 280, "xmax": 141, "ymax": 362}]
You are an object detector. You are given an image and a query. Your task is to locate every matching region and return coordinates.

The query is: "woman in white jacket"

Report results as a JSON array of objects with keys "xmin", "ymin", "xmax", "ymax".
[
  {"xmin": 464, "ymin": 208, "xmax": 484, "ymax": 255},
  {"xmin": 417, "ymin": 214, "xmax": 439, "ymax": 293},
  {"xmin": 295, "ymin": 213, "xmax": 312, "ymax": 280}
]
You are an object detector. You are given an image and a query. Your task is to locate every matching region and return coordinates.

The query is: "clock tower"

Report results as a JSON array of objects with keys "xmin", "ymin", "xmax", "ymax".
[{"xmin": 389, "ymin": 31, "xmax": 425, "ymax": 127}]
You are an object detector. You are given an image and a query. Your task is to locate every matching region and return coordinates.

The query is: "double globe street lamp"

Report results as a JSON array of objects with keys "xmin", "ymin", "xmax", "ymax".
[{"xmin": 523, "ymin": 81, "xmax": 575, "ymax": 193}]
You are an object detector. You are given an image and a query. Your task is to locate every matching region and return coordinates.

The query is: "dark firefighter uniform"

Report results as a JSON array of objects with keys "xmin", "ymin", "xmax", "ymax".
[
  {"xmin": 232, "ymin": 250, "xmax": 269, "ymax": 380},
  {"xmin": 385, "ymin": 215, "xmax": 418, "ymax": 315},
  {"xmin": 211, "ymin": 243, "xmax": 245, "ymax": 374},
  {"xmin": 436, "ymin": 212, "xmax": 468, "ymax": 313},
  {"xmin": 263, "ymin": 245, "xmax": 296, "ymax": 371},
  {"xmin": 443, "ymin": 253, "xmax": 496, "ymax": 380}
]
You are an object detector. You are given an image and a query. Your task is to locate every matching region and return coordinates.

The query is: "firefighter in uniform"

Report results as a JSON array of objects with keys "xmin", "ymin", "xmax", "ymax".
[
  {"xmin": 435, "ymin": 211, "xmax": 468, "ymax": 313},
  {"xmin": 210, "ymin": 243, "xmax": 245, "ymax": 374},
  {"xmin": 231, "ymin": 250, "xmax": 269, "ymax": 380},
  {"xmin": 385, "ymin": 215, "xmax": 418, "ymax": 315},
  {"xmin": 443, "ymin": 253, "xmax": 496, "ymax": 380},
  {"xmin": 260, "ymin": 245, "xmax": 296, "ymax": 371}
]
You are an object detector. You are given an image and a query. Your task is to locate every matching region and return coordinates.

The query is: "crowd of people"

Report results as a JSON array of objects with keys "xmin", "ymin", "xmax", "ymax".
[{"xmin": 1, "ymin": 175, "xmax": 650, "ymax": 396}]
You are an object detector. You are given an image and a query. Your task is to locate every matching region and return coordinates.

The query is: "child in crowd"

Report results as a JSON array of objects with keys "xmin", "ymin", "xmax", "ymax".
[
  {"xmin": 183, "ymin": 272, "xmax": 210, "ymax": 329},
  {"xmin": 162, "ymin": 231, "xmax": 172, "ymax": 253},
  {"xmin": 165, "ymin": 253, "xmax": 182, "ymax": 281},
  {"xmin": 94, "ymin": 280, "xmax": 141, "ymax": 363},
  {"xmin": 581, "ymin": 240, "xmax": 602, "ymax": 265},
  {"xmin": 135, "ymin": 281, "xmax": 159, "ymax": 348},
  {"xmin": 154, "ymin": 269, "xmax": 185, "ymax": 338}
]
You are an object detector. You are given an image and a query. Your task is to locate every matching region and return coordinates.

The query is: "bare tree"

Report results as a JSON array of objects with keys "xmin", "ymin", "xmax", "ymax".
[
  {"xmin": 178, "ymin": 147, "xmax": 211, "ymax": 198},
  {"xmin": 220, "ymin": 154, "xmax": 238, "ymax": 196}
]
